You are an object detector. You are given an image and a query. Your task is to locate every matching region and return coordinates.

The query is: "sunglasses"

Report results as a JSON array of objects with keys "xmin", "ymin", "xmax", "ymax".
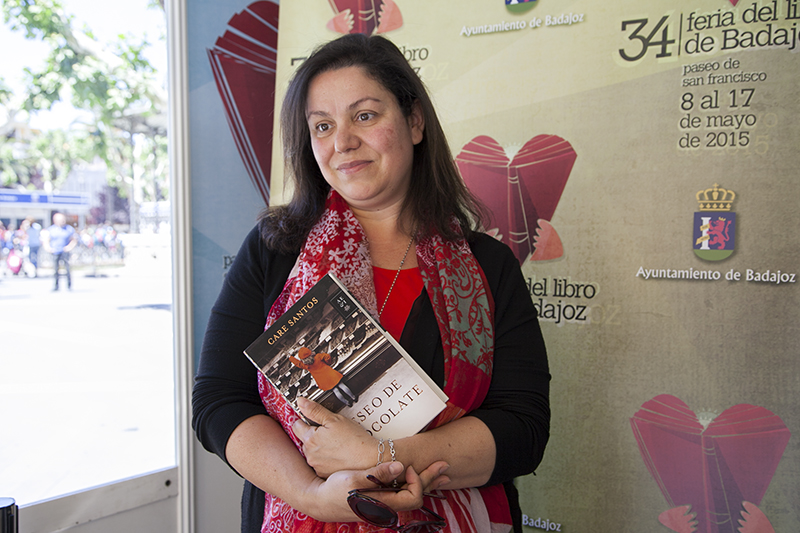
[{"xmin": 347, "ymin": 475, "xmax": 447, "ymax": 532}]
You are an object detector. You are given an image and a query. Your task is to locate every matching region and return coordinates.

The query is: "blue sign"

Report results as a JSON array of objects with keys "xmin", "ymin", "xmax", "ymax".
[{"xmin": 0, "ymin": 191, "xmax": 90, "ymax": 206}]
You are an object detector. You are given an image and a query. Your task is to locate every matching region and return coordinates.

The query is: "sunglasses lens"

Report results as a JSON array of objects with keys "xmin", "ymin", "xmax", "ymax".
[{"xmin": 351, "ymin": 499, "xmax": 397, "ymax": 528}]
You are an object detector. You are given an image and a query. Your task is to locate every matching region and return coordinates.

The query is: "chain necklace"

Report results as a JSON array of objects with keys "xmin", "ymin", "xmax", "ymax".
[{"xmin": 378, "ymin": 234, "xmax": 415, "ymax": 318}]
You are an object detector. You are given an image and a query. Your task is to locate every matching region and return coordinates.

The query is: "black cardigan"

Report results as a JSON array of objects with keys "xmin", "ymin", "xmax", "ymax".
[{"xmin": 192, "ymin": 226, "xmax": 551, "ymax": 532}]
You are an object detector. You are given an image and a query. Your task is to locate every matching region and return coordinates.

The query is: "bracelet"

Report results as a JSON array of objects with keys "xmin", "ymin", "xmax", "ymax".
[
  {"xmin": 388, "ymin": 438, "xmax": 398, "ymax": 487},
  {"xmin": 376, "ymin": 438, "xmax": 385, "ymax": 466}
]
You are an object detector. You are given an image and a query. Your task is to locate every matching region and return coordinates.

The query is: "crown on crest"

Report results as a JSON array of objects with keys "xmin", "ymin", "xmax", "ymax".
[{"xmin": 696, "ymin": 184, "xmax": 735, "ymax": 211}]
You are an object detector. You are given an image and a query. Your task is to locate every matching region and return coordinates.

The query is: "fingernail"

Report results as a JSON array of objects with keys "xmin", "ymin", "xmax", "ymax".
[
  {"xmin": 439, "ymin": 464, "xmax": 450, "ymax": 475},
  {"xmin": 389, "ymin": 462, "xmax": 402, "ymax": 474}
]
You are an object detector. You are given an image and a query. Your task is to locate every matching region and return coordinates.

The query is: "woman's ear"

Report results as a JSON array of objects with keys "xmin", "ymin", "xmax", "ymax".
[{"xmin": 408, "ymin": 100, "xmax": 425, "ymax": 145}]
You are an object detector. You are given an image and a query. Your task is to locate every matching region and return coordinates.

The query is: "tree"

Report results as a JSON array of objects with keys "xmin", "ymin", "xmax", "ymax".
[
  {"xmin": 0, "ymin": 127, "xmax": 97, "ymax": 189},
  {"xmin": 0, "ymin": 0, "xmax": 168, "ymax": 230}
]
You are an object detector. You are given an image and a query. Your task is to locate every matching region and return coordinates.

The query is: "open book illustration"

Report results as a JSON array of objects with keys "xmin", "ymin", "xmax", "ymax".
[
  {"xmin": 325, "ymin": 0, "xmax": 404, "ymax": 35},
  {"xmin": 456, "ymin": 134, "xmax": 577, "ymax": 264},
  {"xmin": 630, "ymin": 394, "xmax": 790, "ymax": 533},
  {"xmin": 207, "ymin": 1, "xmax": 278, "ymax": 205},
  {"xmin": 245, "ymin": 273, "xmax": 448, "ymax": 440}
]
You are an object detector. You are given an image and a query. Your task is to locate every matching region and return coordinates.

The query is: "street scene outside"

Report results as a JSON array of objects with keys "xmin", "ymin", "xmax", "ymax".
[
  {"xmin": 0, "ymin": 0, "xmax": 174, "ymax": 507},
  {"xmin": 0, "ymin": 233, "xmax": 176, "ymax": 505}
]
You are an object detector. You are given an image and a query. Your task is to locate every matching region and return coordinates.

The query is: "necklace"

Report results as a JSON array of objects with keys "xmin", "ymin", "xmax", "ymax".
[{"xmin": 378, "ymin": 235, "xmax": 415, "ymax": 318}]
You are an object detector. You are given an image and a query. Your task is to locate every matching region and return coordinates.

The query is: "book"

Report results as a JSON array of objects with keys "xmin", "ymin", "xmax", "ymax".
[{"xmin": 244, "ymin": 272, "xmax": 448, "ymax": 440}]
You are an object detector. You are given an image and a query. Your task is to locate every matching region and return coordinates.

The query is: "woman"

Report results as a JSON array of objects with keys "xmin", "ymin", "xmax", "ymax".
[
  {"xmin": 288, "ymin": 347, "xmax": 358, "ymax": 407},
  {"xmin": 192, "ymin": 34, "xmax": 550, "ymax": 532}
]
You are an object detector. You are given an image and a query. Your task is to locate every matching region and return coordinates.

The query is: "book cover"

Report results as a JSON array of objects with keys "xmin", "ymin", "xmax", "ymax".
[{"xmin": 244, "ymin": 273, "xmax": 448, "ymax": 440}]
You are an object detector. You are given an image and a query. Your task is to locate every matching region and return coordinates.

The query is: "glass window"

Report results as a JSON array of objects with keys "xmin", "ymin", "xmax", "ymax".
[
  {"xmin": 0, "ymin": 222, "xmax": 175, "ymax": 505},
  {"xmin": 0, "ymin": 0, "xmax": 174, "ymax": 507}
]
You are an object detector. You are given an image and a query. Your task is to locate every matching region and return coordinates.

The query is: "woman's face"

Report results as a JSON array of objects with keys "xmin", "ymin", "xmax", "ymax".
[{"xmin": 305, "ymin": 66, "xmax": 424, "ymax": 214}]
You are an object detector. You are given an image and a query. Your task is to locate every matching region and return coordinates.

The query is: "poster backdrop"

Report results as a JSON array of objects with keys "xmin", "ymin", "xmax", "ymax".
[
  {"xmin": 186, "ymin": 3, "xmax": 281, "ymax": 527},
  {"xmin": 187, "ymin": 0, "xmax": 279, "ymax": 361},
  {"xmin": 268, "ymin": 1, "xmax": 799, "ymax": 532}
]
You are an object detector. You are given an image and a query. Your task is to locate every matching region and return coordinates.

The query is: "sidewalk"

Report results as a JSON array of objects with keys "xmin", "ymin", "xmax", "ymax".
[{"xmin": 0, "ymin": 244, "xmax": 176, "ymax": 506}]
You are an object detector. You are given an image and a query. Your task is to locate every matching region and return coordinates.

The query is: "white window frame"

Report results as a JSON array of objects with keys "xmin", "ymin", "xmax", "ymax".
[
  {"xmin": 18, "ymin": 469, "xmax": 179, "ymax": 533},
  {"xmin": 15, "ymin": 0, "xmax": 194, "ymax": 530}
]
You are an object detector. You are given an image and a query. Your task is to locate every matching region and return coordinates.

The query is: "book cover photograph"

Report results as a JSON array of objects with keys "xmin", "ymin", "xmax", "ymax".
[{"xmin": 244, "ymin": 273, "xmax": 448, "ymax": 440}]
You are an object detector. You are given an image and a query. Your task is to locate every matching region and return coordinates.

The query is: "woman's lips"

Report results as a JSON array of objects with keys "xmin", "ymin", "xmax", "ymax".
[{"xmin": 336, "ymin": 160, "xmax": 371, "ymax": 173}]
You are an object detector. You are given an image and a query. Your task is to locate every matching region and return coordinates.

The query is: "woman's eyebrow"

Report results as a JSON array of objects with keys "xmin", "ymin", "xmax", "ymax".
[
  {"xmin": 307, "ymin": 97, "xmax": 384, "ymax": 120},
  {"xmin": 346, "ymin": 96, "xmax": 383, "ymax": 111}
]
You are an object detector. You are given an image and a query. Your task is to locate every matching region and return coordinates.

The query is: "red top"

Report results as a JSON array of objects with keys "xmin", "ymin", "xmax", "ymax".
[{"xmin": 373, "ymin": 266, "xmax": 424, "ymax": 341}]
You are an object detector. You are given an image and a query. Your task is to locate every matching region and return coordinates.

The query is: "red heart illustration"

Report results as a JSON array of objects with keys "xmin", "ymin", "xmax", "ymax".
[
  {"xmin": 208, "ymin": 1, "xmax": 279, "ymax": 205},
  {"xmin": 455, "ymin": 135, "xmax": 576, "ymax": 264},
  {"xmin": 327, "ymin": 0, "xmax": 403, "ymax": 35},
  {"xmin": 631, "ymin": 395, "xmax": 790, "ymax": 533}
]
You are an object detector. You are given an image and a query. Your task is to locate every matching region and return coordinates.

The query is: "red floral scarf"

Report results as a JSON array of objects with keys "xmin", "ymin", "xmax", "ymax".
[{"xmin": 257, "ymin": 191, "xmax": 511, "ymax": 533}]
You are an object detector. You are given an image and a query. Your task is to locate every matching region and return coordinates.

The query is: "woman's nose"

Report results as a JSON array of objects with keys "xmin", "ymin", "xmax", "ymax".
[{"xmin": 334, "ymin": 125, "xmax": 360, "ymax": 154}]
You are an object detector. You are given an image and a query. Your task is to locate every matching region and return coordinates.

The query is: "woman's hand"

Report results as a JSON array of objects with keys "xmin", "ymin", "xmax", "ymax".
[
  {"xmin": 226, "ymin": 414, "xmax": 446, "ymax": 523},
  {"xmin": 304, "ymin": 461, "xmax": 403, "ymax": 522},
  {"xmin": 292, "ymin": 397, "xmax": 377, "ymax": 477},
  {"xmin": 376, "ymin": 460, "xmax": 451, "ymax": 505},
  {"xmin": 306, "ymin": 460, "xmax": 451, "ymax": 522},
  {"xmin": 293, "ymin": 398, "xmax": 494, "ymax": 492}
]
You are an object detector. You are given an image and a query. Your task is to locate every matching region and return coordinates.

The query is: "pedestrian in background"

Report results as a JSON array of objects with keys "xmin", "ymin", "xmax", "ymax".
[
  {"xmin": 23, "ymin": 218, "xmax": 42, "ymax": 277},
  {"xmin": 43, "ymin": 213, "xmax": 78, "ymax": 291}
]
